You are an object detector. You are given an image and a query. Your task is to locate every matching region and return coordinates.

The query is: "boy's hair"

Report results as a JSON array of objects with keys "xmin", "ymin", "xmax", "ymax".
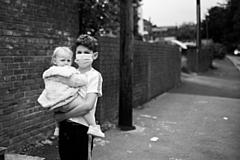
[
  {"xmin": 76, "ymin": 34, "xmax": 98, "ymax": 52},
  {"xmin": 51, "ymin": 46, "xmax": 73, "ymax": 65}
]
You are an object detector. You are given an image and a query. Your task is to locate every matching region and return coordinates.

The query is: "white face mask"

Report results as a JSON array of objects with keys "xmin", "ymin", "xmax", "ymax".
[{"xmin": 75, "ymin": 54, "xmax": 93, "ymax": 69}]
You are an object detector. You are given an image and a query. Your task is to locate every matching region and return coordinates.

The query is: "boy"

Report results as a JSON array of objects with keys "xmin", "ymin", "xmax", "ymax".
[
  {"xmin": 37, "ymin": 47, "xmax": 104, "ymax": 138},
  {"xmin": 55, "ymin": 34, "xmax": 103, "ymax": 160}
]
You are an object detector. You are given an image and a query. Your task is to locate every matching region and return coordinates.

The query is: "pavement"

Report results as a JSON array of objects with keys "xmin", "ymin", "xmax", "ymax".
[
  {"xmin": 226, "ymin": 55, "xmax": 240, "ymax": 71},
  {"xmin": 5, "ymin": 55, "xmax": 240, "ymax": 160}
]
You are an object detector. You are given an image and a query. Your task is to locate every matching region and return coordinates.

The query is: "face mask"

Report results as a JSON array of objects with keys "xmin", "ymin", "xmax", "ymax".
[{"xmin": 75, "ymin": 54, "xmax": 93, "ymax": 69}]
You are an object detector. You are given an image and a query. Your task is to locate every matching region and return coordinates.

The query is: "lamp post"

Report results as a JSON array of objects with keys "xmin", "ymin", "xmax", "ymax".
[
  {"xmin": 206, "ymin": 14, "xmax": 209, "ymax": 40},
  {"xmin": 196, "ymin": 0, "xmax": 201, "ymax": 71},
  {"xmin": 196, "ymin": 0, "xmax": 201, "ymax": 49}
]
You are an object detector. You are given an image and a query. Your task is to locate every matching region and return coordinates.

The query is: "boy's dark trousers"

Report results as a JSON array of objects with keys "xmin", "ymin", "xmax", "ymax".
[{"xmin": 59, "ymin": 120, "xmax": 93, "ymax": 160}]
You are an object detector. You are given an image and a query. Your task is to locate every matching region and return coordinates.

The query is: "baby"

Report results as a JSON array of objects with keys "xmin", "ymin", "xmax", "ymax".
[{"xmin": 38, "ymin": 47, "xmax": 105, "ymax": 138}]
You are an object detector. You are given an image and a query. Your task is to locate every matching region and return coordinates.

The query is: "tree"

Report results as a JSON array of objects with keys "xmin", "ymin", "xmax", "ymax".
[
  {"xmin": 78, "ymin": 0, "xmax": 142, "ymax": 38},
  {"xmin": 79, "ymin": 0, "xmax": 119, "ymax": 36},
  {"xmin": 223, "ymin": 0, "xmax": 240, "ymax": 50},
  {"xmin": 203, "ymin": 0, "xmax": 240, "ymax": 51},
  {"xmin": 206, "ymin": 6, "xmax": 226, "ymax": 43},
  {"xmin": 132, "ymin": 0, "xmax": 143, "ymax": 40},
  {"xmin": 176, "ymin": 22, "xmax": 196, "ymax": 42}
]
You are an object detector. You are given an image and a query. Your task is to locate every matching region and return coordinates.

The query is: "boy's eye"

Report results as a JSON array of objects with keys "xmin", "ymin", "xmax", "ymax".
[{"xmin": 76, "ymin": 51, "xmax": 90, "ymax": 54}]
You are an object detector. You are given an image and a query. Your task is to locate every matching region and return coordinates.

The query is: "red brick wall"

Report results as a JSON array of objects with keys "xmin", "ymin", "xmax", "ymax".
[
  {"xmin": 0, "ymin": 0, "xmax": 79, "ymax": 152},
  {"xmin": 133, "ymin": 41, "xmax": 181, "ymax": 106},
  {"xmin": 199, "ymin": 48, "xmax": 212, "ymax": 72},
  {"xmin": 148, "ymin": 43, "xmax": 181, "ymax": 97},
  {"xmin": 96, "ymin": 37, "xmax": 181, "ymax": 123},
  {"xmin": 94, "ymin": 37, "xmax": 120, "ymax": 123},
  {"xmin": 187, "ymin": 47, "xmax": 212, "ymax": 73},
  {"xmin": 133, "ymin": 41, "xmax": 150, "ymax": 107}
]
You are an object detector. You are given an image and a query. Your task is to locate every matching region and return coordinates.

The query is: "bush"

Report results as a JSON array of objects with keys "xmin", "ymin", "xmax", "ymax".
[{"xmin": 211, "ymin": 43, "xmax": 227, "ymax": 59}]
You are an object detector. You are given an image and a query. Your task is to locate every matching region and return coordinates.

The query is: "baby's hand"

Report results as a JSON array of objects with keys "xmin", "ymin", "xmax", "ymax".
[{"xmin": 69, "ymin": 73, "xmax": 87, "ymax": 87}]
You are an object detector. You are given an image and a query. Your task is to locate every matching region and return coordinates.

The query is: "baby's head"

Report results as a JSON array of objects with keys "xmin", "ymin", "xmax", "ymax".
[{"xmin": 51, "ymin": 47, "xmax": 73, "ymax": 67}]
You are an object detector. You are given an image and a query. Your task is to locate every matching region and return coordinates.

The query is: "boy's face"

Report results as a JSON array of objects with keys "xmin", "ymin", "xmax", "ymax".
[
  {"xmin": 75, "ymin": 45, "xmax": 98, "ymax": 69},
  {"xmin": 53, "ymin": 51, "xmax": 72, "ymax": 67}
]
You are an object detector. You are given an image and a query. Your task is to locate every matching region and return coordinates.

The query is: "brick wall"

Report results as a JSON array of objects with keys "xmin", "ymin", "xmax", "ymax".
[
  {"xmin": 96, "ymin": 37, "xmax": 181, "ymax": 123},
  {"xmin": 94, "ymin": 37, "xmax": 120, "ymax": 123},
  {"xmin": 134, "ymin": 41, "xmax": 181, "ymax": 105},
  {"xmin": 199, "ymin": 48, "xmax": 212, "ymax": 72},
  {"xmin": 0, "ymin": 0, "xmax": 79, "ymax": 152},
  {"xmin": 187, "ymin": 46, "xmax": 212, "ymax": 73}
]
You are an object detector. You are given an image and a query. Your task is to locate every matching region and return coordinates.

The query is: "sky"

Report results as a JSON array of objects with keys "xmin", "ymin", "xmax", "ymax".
[{"xmin": 141, "ymin": 0, "xmax": 226, "ymax": 26}]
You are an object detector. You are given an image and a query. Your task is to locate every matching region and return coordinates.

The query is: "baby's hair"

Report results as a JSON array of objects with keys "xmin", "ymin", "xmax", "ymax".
[
  {"xmin": 51, "ymin": 46, "xmax": 73, "ymax": 65},
  {"xmin": 76, "ymin": 34, "xmax": 98, "ymax": 52}
]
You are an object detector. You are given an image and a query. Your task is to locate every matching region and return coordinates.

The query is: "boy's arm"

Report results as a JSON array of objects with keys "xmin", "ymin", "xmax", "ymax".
[{"xmin": 54, "ymin": 93, "xmax": 97, "ymax": 122}]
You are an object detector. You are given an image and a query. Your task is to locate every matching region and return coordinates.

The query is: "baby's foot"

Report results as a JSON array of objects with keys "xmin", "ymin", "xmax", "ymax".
[{"xmin": 87, "ymin": 125, "xmax": 105, "ymax": 138}]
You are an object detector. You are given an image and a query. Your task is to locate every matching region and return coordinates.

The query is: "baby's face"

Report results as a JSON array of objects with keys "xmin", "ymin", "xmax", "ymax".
[{"xmin": 54, "ymin": 51, "xmax": 72, "ymax": 67}]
